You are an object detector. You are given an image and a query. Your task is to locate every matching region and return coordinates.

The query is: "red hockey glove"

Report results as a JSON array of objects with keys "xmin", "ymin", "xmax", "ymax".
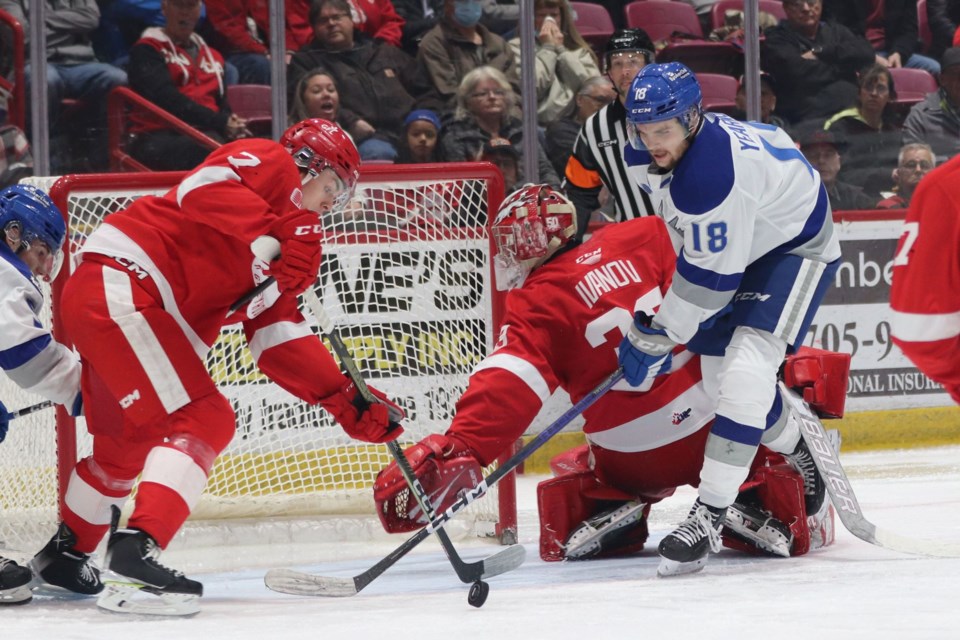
[
  {"xmin": 266, "ymin": 212, "xmax": 323, "ymax": 296},
  {"xmin": 319, "ymin": 381, "xmax": 405, "ymax": 443},
  {"xmin": 373, "ymin": 434, "xmax": 483, "ymax": 533}
]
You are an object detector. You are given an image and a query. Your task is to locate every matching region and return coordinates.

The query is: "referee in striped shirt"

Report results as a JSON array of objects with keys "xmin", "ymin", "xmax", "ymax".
[{"xmin": 563, "ymin": 29, "xmax": 656, "ymax": 242}]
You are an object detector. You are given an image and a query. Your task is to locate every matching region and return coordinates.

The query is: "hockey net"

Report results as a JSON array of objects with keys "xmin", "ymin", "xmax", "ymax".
[{"xmin": 0, "ymin": 163, "xmax": 514, "ymax": 560}]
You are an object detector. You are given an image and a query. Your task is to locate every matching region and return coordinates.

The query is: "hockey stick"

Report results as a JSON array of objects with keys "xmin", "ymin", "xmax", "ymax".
[
  {"xmin": 264, "ymin": 367, "xmax": 624, "ymax": 597},
  {"xmin": 249, "ymin": 237, "xmax": 526, "ymax": 589},
  {"xmin": 299, "ymin": 285, "xmax": 526, "ymax": 587},
  {"xmin": 2, "ymin": 400, "xmax": 55, "ymax": 419},
  {"xmin": 229, "ymin": 277, "xmax": 274, "ymax": 314},
  {"xmin": 782, "ymin": 383, "xmax": 960, "ymax": 558}
]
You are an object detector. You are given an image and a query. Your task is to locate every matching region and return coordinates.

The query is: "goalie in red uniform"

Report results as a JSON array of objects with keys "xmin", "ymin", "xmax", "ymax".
[
  {"xmin": 28, "ymin": 119, "xmax": 404, "ymax": 616},
  {"xmin": 375, "ymin": 184, "xmax": 844, "ymax": 565},
  {"xmin": 890, "ymin": 155, "xmax": 960, "ymax": 404}
]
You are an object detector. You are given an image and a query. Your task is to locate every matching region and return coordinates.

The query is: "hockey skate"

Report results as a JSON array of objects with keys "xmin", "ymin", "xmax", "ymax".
[
  {"xmin": 657, "ymin": 500, "xmax": 726, "ymax": 577},
  {"xmin": 564, "ymin": 500, "xmax": 648, "ymax": 560},
  {"xmin": 784, "ymin": 437, "xmax": 827, "ymax": 516},
  {"xmin": 98, "ymin": 528, "xmax": 203, "ymax": 616},
  {"xmin": 29, "ymin": 522, "xmax": 103, "ymax": 596},
  {"xmin": 0, "ymin": 556, "xmax": 33, "ymax": 605},
  {"xmin": 724, "ymin": 502, "xmax": 793, "ymax": 557}
]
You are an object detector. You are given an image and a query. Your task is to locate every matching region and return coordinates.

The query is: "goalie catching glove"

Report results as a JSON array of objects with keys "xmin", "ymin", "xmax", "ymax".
[
  {"xmin": 320, "ymin": 381, "xmax": 405, "ymax": 444},
  {"xmin": 264, "ymin": 211, "xmax": 323, "ymax": 296},
  {"xmin": 373, "ymin": 434, "xmax": 483, "ymax": 533}
]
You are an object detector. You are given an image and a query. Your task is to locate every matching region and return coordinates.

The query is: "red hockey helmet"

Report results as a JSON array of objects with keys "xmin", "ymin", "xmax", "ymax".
[
  {"xmin": 281, "ymin": 118, "xmax": 360, "ymax": 203},
  {"xmin": 491, "ymin": 184, "xmax": 577, "ymax": 290}
]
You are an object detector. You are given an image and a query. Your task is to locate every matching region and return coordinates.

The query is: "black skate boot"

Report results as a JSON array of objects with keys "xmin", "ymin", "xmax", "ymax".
[
  {"xmin": 0, "ymin": 556, "xmax": 33, "ymax": 605},
  {"xmin": 657, "ymin": 499, "xmax": 726, "ymax": 577},
  {"xmin": 98, "ymin": 526, "xmax": 203, "ymax": 616},
  {"xmin": 29, "ymin": 522, "xmax": 103, "ymax": 595},
  {"xmin": 564, "ymin": 500, "xmax": 649, "ymax": 560},
  {"xmin": 785, "ymin": 438, "xmax": 827, "ymax": 516},
  {"xmin": 724, "ymin": 502, "xmax": 794, "ymax": 557}
]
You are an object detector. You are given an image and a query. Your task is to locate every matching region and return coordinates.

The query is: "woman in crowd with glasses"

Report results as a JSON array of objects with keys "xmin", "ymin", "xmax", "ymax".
[
  {"xmin": 824, "ymin": 63, "xmax": 903, "ymax": 200},
  {"xmin": 441, "ymin": 66, "xmax": 560, "ymax": 187}
]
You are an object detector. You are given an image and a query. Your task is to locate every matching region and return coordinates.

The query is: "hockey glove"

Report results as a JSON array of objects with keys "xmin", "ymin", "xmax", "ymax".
[
  {"xmin": 320, "ymin": 380, "xmax": 405, "ymax": 444},
  {"xmin": 266, "ymin": 212, "xmax": 323, "ymax": 296},
  {"xmin": 373, "ymin": 434, "xmax": 483, "ymax": 533},
  {"xmin": 618, "ymin": 311, "xmax": 675, "ymax": 387},
  {"xmin": 0, "ymin": 399, "xmax": 10, "ymax": 444}
]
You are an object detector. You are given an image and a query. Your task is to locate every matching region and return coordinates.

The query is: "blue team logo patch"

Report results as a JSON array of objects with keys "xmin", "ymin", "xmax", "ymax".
[{"xmin": 672, "ymin": 408, "xmax": 693, "ymax": 425}]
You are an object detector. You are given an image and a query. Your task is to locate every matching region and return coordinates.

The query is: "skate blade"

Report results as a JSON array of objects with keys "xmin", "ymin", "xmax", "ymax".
[
  {"xmin": 0, "ymin": 585, "xmax": 33, "ymax": 605},
  {"xmin": 97, "ymin": 581, "xmax": 200, "ymax": 616},
  {"xmin": 657, "ymin": 556, "xmax": 707, "ymax": 577},
  {"xmin": 27, "ymin": 583, "xmax": 96, "ymax": 599}
]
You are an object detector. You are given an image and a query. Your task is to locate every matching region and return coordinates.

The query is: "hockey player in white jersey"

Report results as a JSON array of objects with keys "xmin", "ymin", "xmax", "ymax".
[
  {"xmin": 0, "ymin": 185, "xmax": 94, "ymax": 605},
  {"xmin": 374, "ymin": 184, "xmax": 841, "ymax": 567},
  {"xmin": 616, "ymin": 63, "xmax": 842, "ymax": 576}
]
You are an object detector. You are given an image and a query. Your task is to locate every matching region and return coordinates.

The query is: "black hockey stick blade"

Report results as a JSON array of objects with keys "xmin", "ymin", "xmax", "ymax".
[
  {"xmin": 301, "ymin": 286, "xmax": 522, "ymax": 584},
  {"xmin": 264, "ymin": 369, "xmax": 624, "ymax": 597},
  {"xmin": 784, "ymin": 383, "xmax": 960, "ymax": 558},
  {"xmin": 384, "ymin": 439, "xmax": 503, "ymax": 584}
]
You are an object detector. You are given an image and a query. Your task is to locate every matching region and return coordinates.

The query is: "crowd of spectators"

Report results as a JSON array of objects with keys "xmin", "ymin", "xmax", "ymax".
[{"xmin": 0, "ymin": 0, "xmax": 957, "ymax": 213}]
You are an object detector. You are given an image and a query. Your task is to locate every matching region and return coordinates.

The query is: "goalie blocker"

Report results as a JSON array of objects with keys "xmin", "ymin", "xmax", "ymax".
[{"xmin": 374, "ymin": 348, "xmax": 845, "ymax": 561}]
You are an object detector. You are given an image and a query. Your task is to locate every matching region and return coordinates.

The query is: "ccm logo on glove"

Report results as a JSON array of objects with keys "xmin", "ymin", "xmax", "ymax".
[{"xmin": 294, "ymin": 224, "xmax": 324, "ymax": 236}]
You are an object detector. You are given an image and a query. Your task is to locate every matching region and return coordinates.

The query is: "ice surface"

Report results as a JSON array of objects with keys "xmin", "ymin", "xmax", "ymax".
[{"xmin": 6, "ymin": 446, "xmax": 960, "ymax": 639}]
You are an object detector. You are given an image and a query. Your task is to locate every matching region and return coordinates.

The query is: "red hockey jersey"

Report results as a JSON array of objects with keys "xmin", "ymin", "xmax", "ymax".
[
  {"xmin": 129, "ymin": 27, "xmax": 227, "ymax": 135},
  {"xmin": 451, "ymin": 216, "xmax": 715, "ymax": 466},
  {"xmin": 890, "ymin": 154, "xmax": 960, "ymax": 403},
  {"xmin": 79, "ymin": 138, "xmax": 347, "ymax": 403}
]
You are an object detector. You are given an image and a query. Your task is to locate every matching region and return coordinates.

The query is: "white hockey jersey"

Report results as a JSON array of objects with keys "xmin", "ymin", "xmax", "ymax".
[
  {"xmin": 0, "ymin": 243, "xmax": 81, "ymax": 406},
  {"xmin": 625, "ymin": 114, "xmax": 842, "ymax": 343}
]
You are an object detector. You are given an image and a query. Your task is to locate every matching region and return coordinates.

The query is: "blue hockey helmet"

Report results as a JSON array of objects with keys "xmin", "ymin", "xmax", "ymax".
[
  {"xmin": 0, "ymin": 184, "xmax": 67, "ymax": 281},
  {"xmin": 625, "ymin": 63, "xmax": 702, "ymax": 149}
]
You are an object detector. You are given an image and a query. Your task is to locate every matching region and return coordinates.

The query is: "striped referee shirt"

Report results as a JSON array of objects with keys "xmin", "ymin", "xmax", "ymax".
[{"xmin": 562, "ymin": 99, "xmax": 655, "ymax": 242}]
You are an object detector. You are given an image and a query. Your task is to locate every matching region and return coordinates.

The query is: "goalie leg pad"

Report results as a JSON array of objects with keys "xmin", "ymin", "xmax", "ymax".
[
  {"xmin": 374, "ymin": 434, "xmax": 483, "ymax": 534},
  {"xmin": 782, "ymin": 347, "xmax": 851, "ymax": 418},
  {"xmin": 537, "ymin": 470, "xmax": 649, "ymax": 561}
]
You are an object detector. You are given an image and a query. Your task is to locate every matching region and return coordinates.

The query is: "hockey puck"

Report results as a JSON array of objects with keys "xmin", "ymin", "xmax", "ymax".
[{"xmin": 467, "ymin": 580, "xmax": 489, "ymax": 608}]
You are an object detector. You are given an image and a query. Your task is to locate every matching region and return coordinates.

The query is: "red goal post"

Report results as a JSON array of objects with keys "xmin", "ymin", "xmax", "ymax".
[{"xmin": 0, "ymin": 162, "xmax": 518, "ymax": 557}]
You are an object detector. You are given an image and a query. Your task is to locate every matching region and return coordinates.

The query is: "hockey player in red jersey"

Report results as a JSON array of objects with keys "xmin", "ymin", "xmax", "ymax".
[
  {"xmin": 29, "ymin": 119, "xmax": 404, "ymax": 616},
  {"xmin": 374, "ymin": 184, "xmax": 842, "ymax": 565},
  {"xmin": 890, "ymin": 154, "xmax": 960, "ymax": 404}
]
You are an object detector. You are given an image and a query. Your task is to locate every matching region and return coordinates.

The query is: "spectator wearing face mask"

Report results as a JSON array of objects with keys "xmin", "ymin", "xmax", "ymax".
[{"xmin": 416, "ymin": 0, "xmax": 521, "ymax": 112}]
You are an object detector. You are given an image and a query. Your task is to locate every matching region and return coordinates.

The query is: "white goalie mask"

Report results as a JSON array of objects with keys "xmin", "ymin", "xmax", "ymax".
[{"xmin": 491, "ymin": 184, "xmax": 577, "ymax": 291}]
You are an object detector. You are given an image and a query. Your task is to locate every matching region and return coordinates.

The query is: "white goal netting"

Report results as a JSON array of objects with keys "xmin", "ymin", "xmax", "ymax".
[{"xmin": 0, "ymin": 163, "xmax": 511, "ymax": 560}]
